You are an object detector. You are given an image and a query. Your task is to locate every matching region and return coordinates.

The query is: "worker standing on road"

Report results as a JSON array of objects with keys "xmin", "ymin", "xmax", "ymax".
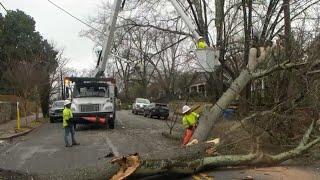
[
  {"xmin": 181, "ymin": 105, "xmax": 199, "ymax": 145},
  {"xmin": 63, "ymin": 100, "xmax": 79, "ymax": 147}
]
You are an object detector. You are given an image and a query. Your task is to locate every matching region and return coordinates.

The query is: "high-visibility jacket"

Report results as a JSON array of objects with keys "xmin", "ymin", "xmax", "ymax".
[
  {"xmin": 182, "ymin": 112, "xmax": 199, "ymax": 129},
  {"xmin": 197, "ymin": 41, "xmax": 207, "ymax": 49},
  {"xmin": 63, "ymin": 107, "xmax": 73, "ymax": 127}
]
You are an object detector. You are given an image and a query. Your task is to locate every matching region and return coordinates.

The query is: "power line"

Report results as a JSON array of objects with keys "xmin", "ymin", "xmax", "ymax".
[
  {"xmin": 47, "ymin": 0, "xmax": 104, "ymax": 34},
  {"xmin": 0, "ymin": 1, "xmax": 8, "ymax": 13}
]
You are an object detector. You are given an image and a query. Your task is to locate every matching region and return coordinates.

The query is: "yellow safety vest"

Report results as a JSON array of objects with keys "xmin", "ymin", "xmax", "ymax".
[
  {"xmin": 63, "ymin": 107, "xmax": 73, "ymax": 127},
  {"xmin": 182, "ymin": 112, "xmax": 199, "ymax": 129},
  {"xmin": 197, "ymin": 41, "xmax": 207, "ymax": 49}
]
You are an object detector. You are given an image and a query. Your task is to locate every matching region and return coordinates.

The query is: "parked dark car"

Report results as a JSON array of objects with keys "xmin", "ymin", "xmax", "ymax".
[
  {"xmin": 143, "ymin": 103, "xmax": 169, "ymax": 119},
  {"xmin": 49, "ymin": 100, "xmax": 65, "ymax": 123}
]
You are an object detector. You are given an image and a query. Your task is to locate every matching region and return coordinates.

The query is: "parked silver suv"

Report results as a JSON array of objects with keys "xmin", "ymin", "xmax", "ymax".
[
  {"xmin": 132, "ymin": 98, "xmax": 150, "ymax": 115},
  {"xmin": 49, "ymin": 100, "xmax": 65, "ymax": 123}
]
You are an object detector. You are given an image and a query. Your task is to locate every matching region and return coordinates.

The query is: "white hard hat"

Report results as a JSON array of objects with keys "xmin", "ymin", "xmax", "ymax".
[
  {"xmin": 182, "ymin": 105, "xmax": 191, "ymax": 114},
  {"xmin": 64, "ymin": 100, "xmax": 71, "ymax": 106}
]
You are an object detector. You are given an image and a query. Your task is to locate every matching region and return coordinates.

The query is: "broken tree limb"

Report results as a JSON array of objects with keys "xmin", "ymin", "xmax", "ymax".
[
  {"xmin": 252, "ymin": 60, "xmax": 308, "ymax": 79},
  {"xmin": 111, "ymin": 141, "xmax": 218, "ymax": 179},
  {"xmin": 110, "ymin": 121, "xmax": 319, "ymax": 179}
]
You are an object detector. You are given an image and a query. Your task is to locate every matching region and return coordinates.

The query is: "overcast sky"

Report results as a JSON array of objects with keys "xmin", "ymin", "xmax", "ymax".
[{"xmin": 1, "ymin": 0, "xmax": 106, "ymax": 70}]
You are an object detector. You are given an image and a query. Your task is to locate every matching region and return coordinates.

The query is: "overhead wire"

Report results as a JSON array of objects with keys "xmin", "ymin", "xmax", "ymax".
[
  {"xmin": 0, "ymin": 1, "xmax": 8, "ymax": 13},
  {"xmin": 47, "ymin": 0, "xmax": 104, "ymax": 35}
]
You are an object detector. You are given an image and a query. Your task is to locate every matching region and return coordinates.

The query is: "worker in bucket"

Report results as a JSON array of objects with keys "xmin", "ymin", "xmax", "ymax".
[
  {"xmin": 181, "ymin": 105, "xmax": 200, "ymax": 145},
  {"xmin": 197, "ymin": 36, "xmax": 207, "ymax": 49},
  {"xmin": 63, "ymin": 100, "xmax": 79, "ymax": 147}
]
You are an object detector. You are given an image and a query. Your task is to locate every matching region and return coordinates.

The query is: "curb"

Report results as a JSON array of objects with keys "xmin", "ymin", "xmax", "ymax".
[{"xmin": 0, "ymin": 123, "xmax": 44, "ymax": 140}]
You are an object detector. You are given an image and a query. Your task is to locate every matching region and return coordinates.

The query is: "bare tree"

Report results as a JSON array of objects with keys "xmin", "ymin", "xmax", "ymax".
[{"xmin": 4, "ymin": 60, "xmax": 43, "ymax": 126}]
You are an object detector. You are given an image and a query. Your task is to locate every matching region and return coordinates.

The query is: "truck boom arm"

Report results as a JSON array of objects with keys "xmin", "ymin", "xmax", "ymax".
[
  {"xmin": 168, "ymin": 0, "xmax": 201, "ymax": 41},
  {"xmin": 93, "ymin": 0, "xmax": 122, "ymax": 77},
  {"xmin": 93, "ymin": 0, "xmax": 203, "ymax": 77}
]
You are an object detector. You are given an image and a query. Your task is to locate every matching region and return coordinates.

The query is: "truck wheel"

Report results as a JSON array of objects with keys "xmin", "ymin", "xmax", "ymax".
[
  {"xmin": 108, "ymin": 115, "xmax": 115, "ymax": 129},
  {"xmin": 49, "ymin": 117, "xmax": 55, "ymax": 123},
  {"xmin": 109, "ymin": 119, "xmax": 115, "ymax": 129}
]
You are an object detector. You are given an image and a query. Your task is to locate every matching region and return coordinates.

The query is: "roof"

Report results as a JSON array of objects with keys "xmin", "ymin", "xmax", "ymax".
[{"xmin": 65, "ymin": 77, "xmax": 116, "ymax": 84}]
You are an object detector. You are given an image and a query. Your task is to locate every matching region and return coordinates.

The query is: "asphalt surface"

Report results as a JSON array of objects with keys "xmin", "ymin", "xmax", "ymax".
[
  {"xmin": 0, "ymin": 110, "xmax": 183, "ymax": 178},
  {"xmin": 0, "ymin": 110, "xmax": 319, "ymax": 180}
]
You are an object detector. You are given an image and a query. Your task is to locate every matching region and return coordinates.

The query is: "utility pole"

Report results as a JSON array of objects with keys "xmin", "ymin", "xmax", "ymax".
[{"xmin": 60, "ymin": 69, "xmax": 64, "ymax": 100}]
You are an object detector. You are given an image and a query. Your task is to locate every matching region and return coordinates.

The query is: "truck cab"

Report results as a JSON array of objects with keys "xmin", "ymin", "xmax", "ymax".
[{"xmin": 64, "ymin": 77, "xmax": 117, "ymax": 129}]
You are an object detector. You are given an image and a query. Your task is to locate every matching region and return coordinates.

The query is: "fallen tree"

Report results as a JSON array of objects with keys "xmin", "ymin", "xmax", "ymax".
[
  {"xmin": 32, "ymin": 47, "xmax": 319, "ymax": 180},
  {"xmin": 109, "ymin": 120, "xmax": 319, "ymax": 179},
  {"xmin": 106, "ymin": 47, "xmax": 318, "ymax": 179}
]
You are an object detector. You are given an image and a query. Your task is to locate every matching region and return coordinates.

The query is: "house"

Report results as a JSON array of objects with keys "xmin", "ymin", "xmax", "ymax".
[{"xmin": 188, "ymin": 73, "xmax": 207, "ymax": 97}]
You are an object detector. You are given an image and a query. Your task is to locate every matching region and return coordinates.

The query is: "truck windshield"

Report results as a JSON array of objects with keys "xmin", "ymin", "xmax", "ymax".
[{"xmin": 73, "ymin": 84, "xmax": 108, "ymax": 98}]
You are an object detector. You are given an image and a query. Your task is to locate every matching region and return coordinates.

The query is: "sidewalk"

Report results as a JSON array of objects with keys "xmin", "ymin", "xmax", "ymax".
[{"xmin": 0, "ymin": 114, "xmax": 44, "ymax": 139}]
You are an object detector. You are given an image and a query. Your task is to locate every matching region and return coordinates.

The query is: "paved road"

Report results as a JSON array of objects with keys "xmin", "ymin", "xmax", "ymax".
[
  {"xmin": 0, "ymin": 110, "xmax": 182, "ymax": 178},
  {"xmin": 0, "ymin": 110, "xmax": 319, "ymax": 180}
]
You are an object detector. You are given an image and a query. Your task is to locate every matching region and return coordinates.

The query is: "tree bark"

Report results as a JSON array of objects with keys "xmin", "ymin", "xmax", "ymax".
[
  {"xmin": 283, "ymin": 0, "xmax": 291, "ymax": 60},
  {"xmin": 239, "ymin": 0, "xmax": 253, "ymax": 115},
  {"xmin": 192, "ymin": 47, "xmax": 269, "ymax": 142},
  {"xmin": 215, "ymin": 0, "xmax": 225, "ymax": 100}
]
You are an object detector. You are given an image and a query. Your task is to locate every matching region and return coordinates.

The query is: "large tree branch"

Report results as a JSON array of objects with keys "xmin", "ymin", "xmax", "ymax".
[
  {"xmin": 252, "ymin": 60, "xmax": 308, "ymax": 79},
  {"xmin": 105, "ymin": 121, "xmax": 319, "ymax": 179},
  {"xmin": 118, "ymin": 18, "xmax": 193, "ymax": 37}
]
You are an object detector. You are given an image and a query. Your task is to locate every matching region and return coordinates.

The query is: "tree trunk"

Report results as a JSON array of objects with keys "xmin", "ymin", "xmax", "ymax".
[
  {"xmin": 192, "ymin": 0, "xmax": 206, "ymax": 37},
  {"xmin": 192, "ymin": 47, "xmax": 268, "ymax": 142},
  {"xmin": 283, "ymin": 0, "xmax": 295, "ymax": 105},
  {"xmin": 39, "ymin": 76, "xmax": 51, "ymax": 118},
  {"xmin": 214, "ymin": 0, "xmax": 225, "ymax": 100},
  {"xmin": 283, "ymin": 0, "xmax": 291, "ymax": 60},
  {"xmin": 239, "ymin": 0, "xmax": 253, "ymax": 115}
]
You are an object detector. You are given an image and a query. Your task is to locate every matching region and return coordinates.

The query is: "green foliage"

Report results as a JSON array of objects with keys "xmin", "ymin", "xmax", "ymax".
[
  {"xmin": 0, "ymin": 10, "xmax": 58, "ymax": 73},
  {"xmin": 1, "ymin": 10, "xmax": 42, "ymax": 62},
  {"xmin": 0, "ymin": 10, "xmax": 59, "ymax": 116}
]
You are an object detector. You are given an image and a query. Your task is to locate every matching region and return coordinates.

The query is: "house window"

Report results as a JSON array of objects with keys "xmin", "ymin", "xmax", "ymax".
[
  {"xmin": 198, "ymin": 84, "xmax": 205, "ymax": 93},
  {"xmin": 190, "ymin": 86, "xmax": 197, "ymax": 93}
]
